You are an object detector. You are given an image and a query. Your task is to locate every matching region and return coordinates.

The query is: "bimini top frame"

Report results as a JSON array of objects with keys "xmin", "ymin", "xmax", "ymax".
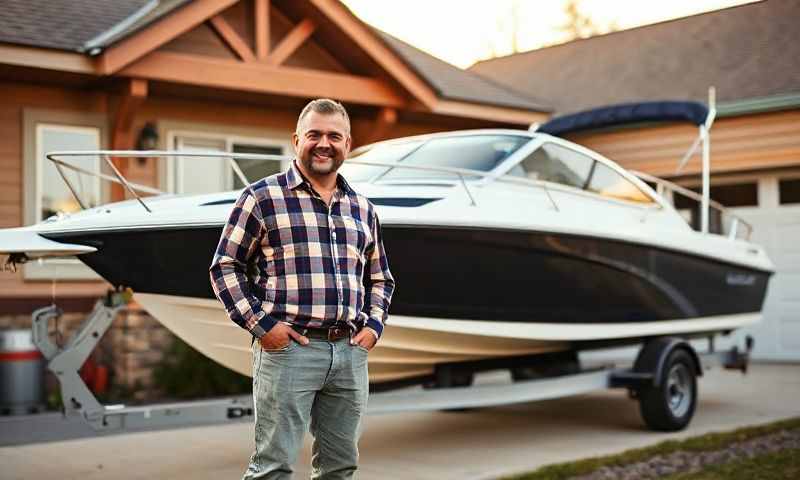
[{"xmin": 535, "ymin": 87, "xmax": 719, "ymax": 234}]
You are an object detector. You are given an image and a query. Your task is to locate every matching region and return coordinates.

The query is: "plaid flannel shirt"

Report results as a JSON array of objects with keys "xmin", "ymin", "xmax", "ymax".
[{"xmin": 209, "ymin": 161, "xmax": 395, "ymax": 340}]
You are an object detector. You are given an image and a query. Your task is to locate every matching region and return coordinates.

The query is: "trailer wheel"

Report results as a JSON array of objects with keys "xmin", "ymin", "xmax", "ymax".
[{"xmin": 638, "ymin": 348, "xmax": 697, "ymax": 431}]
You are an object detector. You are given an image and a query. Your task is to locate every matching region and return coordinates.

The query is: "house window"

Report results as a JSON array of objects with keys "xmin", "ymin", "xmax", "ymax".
[
  {"xmin": 779, "ymin": 178, "xmax": 800, "ymax": 205},
  {"xmin": 674, "ymin": 182, "xmax": 759, "ymax": 209},
  {"xmin": 23, "ymin": 110, "xmax": 108, "ymax": 281},
  {"xmin": 169, "ymin": 132, "xmax": 289, "ymax": 194},
  {"xmin": 36, "ymin": 124, "xmax": 101, "ymax": 221},
  {"xmin": 672, "ymin": 182, "xmax": 757, "ymax": 235}
]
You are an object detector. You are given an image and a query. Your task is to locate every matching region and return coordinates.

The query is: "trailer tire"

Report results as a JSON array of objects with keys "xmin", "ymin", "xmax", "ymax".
[{"xmin": 638, "ymin": 348, "xmax": 697, "ymax": 431}]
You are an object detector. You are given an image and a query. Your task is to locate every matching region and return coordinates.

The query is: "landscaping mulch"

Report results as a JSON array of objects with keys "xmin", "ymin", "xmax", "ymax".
[
  {"xmin": 502, "ymin": 417, "xmax": 800, "ymax": 480},
  {"xmin": 574, "ymin": 428, "xmax": 800, "ymax": 480}
]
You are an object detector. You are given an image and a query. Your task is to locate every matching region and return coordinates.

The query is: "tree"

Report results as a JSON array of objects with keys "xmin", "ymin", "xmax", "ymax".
[{"xmin": 557, "ymin": 0, "xmax": 617, "ymax": 42}]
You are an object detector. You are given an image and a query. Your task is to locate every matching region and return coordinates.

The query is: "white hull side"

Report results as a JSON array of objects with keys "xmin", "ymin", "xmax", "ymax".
[
  {"xmin": 134, "ymin": 293, "xmax": 567, "ymax": 382},
  {"xmin": 134, "ymin": 293, "xmax": 760, "ymax": 383}
]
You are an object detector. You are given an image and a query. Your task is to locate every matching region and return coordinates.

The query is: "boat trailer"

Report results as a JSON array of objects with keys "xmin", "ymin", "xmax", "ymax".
[{"xmin": 0, "ymin": 294, "xmax": 754, "ymax": 445}]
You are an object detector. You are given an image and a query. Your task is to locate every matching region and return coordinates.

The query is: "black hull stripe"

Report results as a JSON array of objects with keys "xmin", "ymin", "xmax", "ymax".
[{"xmin": 43, "ymin": 226, "xmax": 770, "ymax": 324}]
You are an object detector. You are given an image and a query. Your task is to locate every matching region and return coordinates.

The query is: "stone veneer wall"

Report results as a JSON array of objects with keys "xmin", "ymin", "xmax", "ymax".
[{"xmin": 0, "ymin": 306, "xmax": 177, "ymax": 404}]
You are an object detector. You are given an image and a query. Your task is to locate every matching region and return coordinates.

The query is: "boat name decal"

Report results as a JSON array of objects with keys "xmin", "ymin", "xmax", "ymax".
[{"xmin": 726, "ymin": 273, "xmax": 756, "ymax": 286}]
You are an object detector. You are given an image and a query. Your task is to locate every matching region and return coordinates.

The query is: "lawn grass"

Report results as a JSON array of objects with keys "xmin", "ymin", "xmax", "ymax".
[{"xmin": 501, "ymin": 416, "xmax": 800, "ymax": 480}]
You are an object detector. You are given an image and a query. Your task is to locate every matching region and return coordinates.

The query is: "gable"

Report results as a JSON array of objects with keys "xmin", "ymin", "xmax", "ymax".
[
  {"xmin": 158, "ymin": 1, "xmax": 348, "ymax": 74},
  {"xmin": 0, "ymin": 0, "xmax": 548, "ymax": 124}
]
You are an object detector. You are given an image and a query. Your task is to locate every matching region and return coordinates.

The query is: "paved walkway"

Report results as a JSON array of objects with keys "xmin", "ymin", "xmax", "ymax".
[{"xmin": 2, "ymin": 363, "xmax": 798, "ymax": 480}]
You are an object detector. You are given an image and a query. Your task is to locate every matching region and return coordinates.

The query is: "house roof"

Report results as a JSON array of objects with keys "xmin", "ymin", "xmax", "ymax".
[
  {"xmin": 375, "ymin": 30, "xmax": 550, "ymax": 112},
  {"xmin": 0, "ymin": 0, "xmax": 548, "ymax": 114},
  {"xmin": 470, "ymin": 0, "xmax": 800, "ymax": 115},
  {"xmin": 0, "ymin": 0, "xmax": 151, "ymax": 52}
]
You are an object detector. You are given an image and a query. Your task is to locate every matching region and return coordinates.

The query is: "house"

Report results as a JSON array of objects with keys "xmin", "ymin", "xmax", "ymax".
[
  {"xmin": 0, "ymin": 0, "xmax": 548, "ymax": 398},
  {"xmin": 0, "ymin": 0, "xmax": 797, "ymax": 403},
  {"xmin": 471, "ymin": 0, "xmax": 800, "ymax": 361}
]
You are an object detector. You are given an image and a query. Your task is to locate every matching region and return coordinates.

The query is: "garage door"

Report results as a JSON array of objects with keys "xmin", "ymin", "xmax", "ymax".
[{"xmin": 734, "ymin": 176, "xmax": 800, "ymax": 361}]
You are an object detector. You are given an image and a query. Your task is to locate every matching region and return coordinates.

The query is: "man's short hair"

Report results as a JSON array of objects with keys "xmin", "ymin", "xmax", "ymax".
[{"xmin": 296, "ymin": 98, "xmax": 351, "ymax": 136}]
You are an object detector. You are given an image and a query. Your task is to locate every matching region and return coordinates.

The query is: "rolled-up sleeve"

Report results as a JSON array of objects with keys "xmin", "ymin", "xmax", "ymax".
[
  {"xmin": 363, "ymin": 213, "xmax": 395, "ymax": 338},
  {"xmin": 209, "ymin": 188, "xmax": 275, "ymax": 336}
]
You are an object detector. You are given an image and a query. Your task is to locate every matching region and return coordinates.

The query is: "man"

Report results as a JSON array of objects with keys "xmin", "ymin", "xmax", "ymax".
[{"xmin": 210, "ymin": 98, "xmax": 394, "ymax": 479}]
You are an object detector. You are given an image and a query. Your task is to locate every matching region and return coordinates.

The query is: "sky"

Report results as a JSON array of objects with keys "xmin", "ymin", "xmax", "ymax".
[{"xmin": 341, "ymin": 0, "xmax": 760, "ymax": 69}]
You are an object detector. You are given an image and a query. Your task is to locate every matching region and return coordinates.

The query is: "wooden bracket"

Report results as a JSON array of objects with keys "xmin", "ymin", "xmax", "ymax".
[
  {"xmin": 255, "ymin": 0, "xmax": 270, "ymax": 60},
  {"xmin": 209, "ymin": 14, "xmax": 256, "ymax": 62},
  {"xmin": 266, "ymin": 18, "xmax": 316, "ymax": 66}
]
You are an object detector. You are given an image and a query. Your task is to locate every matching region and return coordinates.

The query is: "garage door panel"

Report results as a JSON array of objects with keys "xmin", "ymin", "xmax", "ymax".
[
  {"xmin": 776, "ymin": 229, "xmax": 800, "ymax": 254},
  {"xmin": 779, "ymin": 320, "xmax": 800, "ymax": 350},
  {"xmin": 773, "ymin": 254, "xmax": 800, "ymax": 272},
  {"xmin": 714, "ymin": 180, "xmax": 800, "ymax": 360},
  {"xmin": 778, "ymin": 274, "xmax": 800, "ymax": 300}
]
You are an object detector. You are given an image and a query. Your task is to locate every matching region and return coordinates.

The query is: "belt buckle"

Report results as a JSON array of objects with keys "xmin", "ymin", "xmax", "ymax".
[{"xmin": 327, "ymin": 326, "xmax": 348, "ymax": 341}]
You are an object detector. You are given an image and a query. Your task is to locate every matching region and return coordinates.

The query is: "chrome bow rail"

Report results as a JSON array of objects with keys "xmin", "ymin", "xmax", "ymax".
[
  {"xmin": 45, "ymin": 150, "xmax": 561, "ymax": 211},
  {"xmin": 45, "ymin": 149, "xmax": 752, "ymax": 240}
]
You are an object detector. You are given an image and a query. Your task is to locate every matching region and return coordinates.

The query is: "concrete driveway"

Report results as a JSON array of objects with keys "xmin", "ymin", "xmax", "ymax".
[{"xmin": 1, "ymin": 363, "xmax": 798, "ymax": 480}]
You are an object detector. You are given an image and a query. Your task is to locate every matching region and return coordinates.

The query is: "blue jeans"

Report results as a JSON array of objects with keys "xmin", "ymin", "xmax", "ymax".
[{"xmin": 243, "ymin": 337, "xmax": 370, "ymax": 479}]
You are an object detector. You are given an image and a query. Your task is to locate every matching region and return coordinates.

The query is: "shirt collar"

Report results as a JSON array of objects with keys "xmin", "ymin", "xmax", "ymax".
[{"xmin": 287, "ymin": 160, "xmax": 355, "ymax": 196}]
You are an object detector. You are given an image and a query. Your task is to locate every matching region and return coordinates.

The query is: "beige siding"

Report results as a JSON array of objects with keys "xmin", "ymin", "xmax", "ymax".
[
  {"xmin": 0, "ymin": 82, "xmax": 110, "ymax": 300},
  {"xmin": 569, "ymin": 110, "xmax": 800, "ymax": 177}
]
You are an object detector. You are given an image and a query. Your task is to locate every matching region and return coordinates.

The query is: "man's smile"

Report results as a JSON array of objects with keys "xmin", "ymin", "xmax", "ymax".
[{"xmin": 312, "ymin": 150, "xmax": 333, "ymax": 161}]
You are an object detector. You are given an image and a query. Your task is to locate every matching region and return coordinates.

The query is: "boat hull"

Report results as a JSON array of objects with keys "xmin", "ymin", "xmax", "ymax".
[
  {"xmin": 134, "ymin": 292, "xmax": 760, "ymax": 383},
  {"xmin": 43, "ymin": 224, "xmax": 771, "ymax": 323},
  {"xmin": 38, "ymin": 224, "xmax": 771, "ymax": 382}
]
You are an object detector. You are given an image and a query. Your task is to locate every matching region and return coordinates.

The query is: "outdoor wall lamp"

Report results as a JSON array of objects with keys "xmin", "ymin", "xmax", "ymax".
[{"xmin": 135, "ymin": 122, "xmax": 159, "ymax": 165}]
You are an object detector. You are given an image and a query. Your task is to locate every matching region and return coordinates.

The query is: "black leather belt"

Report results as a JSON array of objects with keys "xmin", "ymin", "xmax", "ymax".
[{"xmin": 291, "ymin": 324, "xmax": 352, "ymax": 341}]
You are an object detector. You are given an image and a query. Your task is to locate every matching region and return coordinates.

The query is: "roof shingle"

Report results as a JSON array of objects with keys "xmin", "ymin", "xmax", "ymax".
[
  {"xmin": 470, "ymin": 0, "xmax": 800, "ymax": 115},
  {"xmin": 376, "ymin": 30, "xmax": 550, "ymax": 112},
  {"xmin": 0, "ymin": 0, "xmax": 148, "ymax": 52}
]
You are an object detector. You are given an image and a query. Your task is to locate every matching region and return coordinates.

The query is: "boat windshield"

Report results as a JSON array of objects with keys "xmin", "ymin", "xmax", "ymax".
[
  {"xmin": 340, "ymin": 140, "xmax": 424, "ymax": 182},
  {"xmin": 340, "ymin": 134, "xmax": 529, "ymax": 182}
]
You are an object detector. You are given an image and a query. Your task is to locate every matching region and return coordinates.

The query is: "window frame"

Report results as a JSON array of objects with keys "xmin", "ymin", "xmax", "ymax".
[
  {"xmin": 23, "ymin": 109, "xmax": 109, "ymax": 281},
  {"xmin": 778, "ymin": 176, "xmax": 800, "ymax": 206},
  {"xmin": 165, "ymin": 129, "xmax": 292, "ymax": 193},
  {"xmin": 35, "ymin": 123, "xmax": 102, "ymax": 222},
  {"xmin": 676, "ymin": 174, "xmax": 765, "ymax": 211}
]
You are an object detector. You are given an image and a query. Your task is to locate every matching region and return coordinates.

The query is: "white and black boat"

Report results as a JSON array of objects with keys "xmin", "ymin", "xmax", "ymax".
[{"xmin": 0, "ymin": 101, "xmax": 774, "ymax": 386}]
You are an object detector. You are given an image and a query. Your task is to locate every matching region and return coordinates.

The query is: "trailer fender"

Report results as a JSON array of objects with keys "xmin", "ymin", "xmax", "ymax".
[{"xmin": 633, "ymin": 337, "xmax": 702, "ymax": 388}]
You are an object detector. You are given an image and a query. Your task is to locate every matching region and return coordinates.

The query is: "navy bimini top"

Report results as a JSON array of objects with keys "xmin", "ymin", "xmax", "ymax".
[{"xmin": 538, "ymin": 101, "xmax": 709, "ymax": 136}]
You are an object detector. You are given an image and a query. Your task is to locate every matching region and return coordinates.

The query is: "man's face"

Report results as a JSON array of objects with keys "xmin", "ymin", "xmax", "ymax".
[{"xmin": 293, "ymin": 110, "xmax": 351, "ymax": 177}]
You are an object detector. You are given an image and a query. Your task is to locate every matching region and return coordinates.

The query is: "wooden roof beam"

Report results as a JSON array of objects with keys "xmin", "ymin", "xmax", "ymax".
[
  {"xmin": 309, "ymin": 0, "xmax": 437, "ymax": 109},
  {"xmin": 266, "ymin": 18, "xmax": 316, "ymax": 66},
  {"xmin": 255, "ymin": 0, "xmax": 270, "ymax": 60},
  {"xmin": 122, "ymin": 51, "xmax": 406, "ymax": 108},
  {"xmin": 428, "ymin": 99, "xmax": 550, "ymax": 126},
  {"xmin": 111, "ymin": 78, "xmax": 148, "ymax": 200},
  {"xmin": 0, "ymin": 44, "xmax": 96, "ymax": 73},
  {"xmin": 96, "ymin": 0, "xmax": 239, "ymax": 74},
  {"xmin": 359, "ymin": 107, "xmax": 397, "ymax": 146},
  {"xmin": 209, "ymin": 14, "xmax": 256, "ymax": 62}
]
